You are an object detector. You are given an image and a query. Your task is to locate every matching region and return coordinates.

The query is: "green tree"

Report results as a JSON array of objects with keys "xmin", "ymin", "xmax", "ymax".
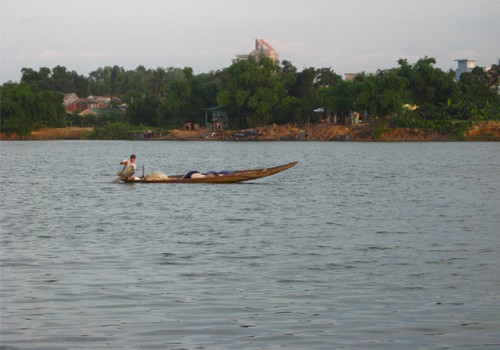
[
  {"xmin": 0, "ymin": 83, "xmax": 32, "ymax": 136},
  {"xmin": 21, "ymin": 67, "xmax": 49, "ymax": 88},
  {"xmin": 458, "ymin": 65, "xmax": 500, "ymax": 120},
  {"xmin": 89, "ymin": 66, "xmax": 113, "ymax": 95},
  {"xmin": 355, "ymin": 72, "xmax": 407, "ymax": 117},
  {"xmin": 39, "ymin": 90, "xmax": 66, "ymax": 127},
  {"xmin": 162, "ymin": 76, "xmax": 192, "ymax": 127},
  {"xmin": 110, "ymin": 65, "xmax": 125, "ymax": 95},
  {"xmin": 217, "ymin": 57, "xmax": 287, "ymax": 128},
  {"xmin": 288, "ymin": 67, "xmax": 318, "ymax": 122},
  {"xmin": 486, "ymin": 60, "xmax": 499, "ymax": 92},
  {"xmin": 320, "ymin": 79, "xmax": 362, "ymax": 117},
  {"xmin": 90, "ymin": 122, "xmax": 133, "ymax": 140},
  {"xmin": 315, "ymin": 67, "xmax": 342, "ymax": 88},
  {"xmin": 272, "ymin": 60, "xmax": 299, "ymax": 123},
  {"xmin": 0, "ymin": 82, "xmax": 65, "ymax": 136},
  {"xmin": 121, "ymin": 66, "xmax": 149, "ymax": 102},
  {"xmin": 126, "ymin": 94, "xmax": 161, "ymax": 126},
  {"xmin": 50, "ymin": 65, "xmax": 75, "ymax": 92},
  {"xmin": 397, "ymin": 57, "xmax": 459, "ymax": 118},
  {"xmin": 150, "ymin": 67, "xmax": 167, "ymax": 100},
  {"xmin": 21, "ymin": 66, "xmax": 89, "ymax": 96}
]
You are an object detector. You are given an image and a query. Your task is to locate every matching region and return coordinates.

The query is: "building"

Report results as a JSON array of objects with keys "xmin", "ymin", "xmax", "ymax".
[
  {"xmin": 204, "ymin": 106, "xmax": 228, "ymax": 130},
  {"xmin": 455, "ymin": 59, "xmax": 477, "ymax": 81},
  {"xmin": 236, "ymin": 39, "xmax": 279, "ymax": 63},
  {"xmin": 64, "ymin": 94, "xmax": 123, "ymax": 113},
  {"xmin": 344, "ymin": 73, "xmax": 357, "ymax": 81},
  {"xmin": 63, "ymin": 93, "xmax": 79, "ymax": 107}
]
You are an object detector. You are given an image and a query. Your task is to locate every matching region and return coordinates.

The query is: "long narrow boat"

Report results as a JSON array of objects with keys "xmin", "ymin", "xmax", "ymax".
[{"xmin": 121, "ymin": 161, "xmax": 298, "ymax": 184}]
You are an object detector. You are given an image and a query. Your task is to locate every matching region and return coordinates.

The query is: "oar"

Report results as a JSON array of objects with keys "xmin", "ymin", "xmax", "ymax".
[{"xmin": 112, "ymin": 163, "xmax": 127, "ymax": 183}]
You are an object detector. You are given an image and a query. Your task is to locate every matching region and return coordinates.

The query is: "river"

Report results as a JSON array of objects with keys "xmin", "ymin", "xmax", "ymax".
[{"xmin": 1, "ymin": 141, "xmax": 499, "ymax": 349}]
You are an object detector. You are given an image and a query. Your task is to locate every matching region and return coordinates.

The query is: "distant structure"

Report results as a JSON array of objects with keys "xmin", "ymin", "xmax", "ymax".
[
  {"xmin": 344, "ymin": 73, "xmax": 357, "ymax": 81},
  {"xmin": 455, "ymin": 59, "xmax": 477, "ymax": 81},
  {"xmin": 237, "ymin": 39, "xmax": 279, "ymax": 63}
]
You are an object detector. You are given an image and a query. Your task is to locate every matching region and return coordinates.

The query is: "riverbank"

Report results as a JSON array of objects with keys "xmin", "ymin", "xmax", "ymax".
[
  {"xmin": 0, "ymin": 127, "xmax": 94, "ymax": 140},
  {"xmin": 1, "ymin": 122, "xmax": 499, "ymax": 141},
  {"xmin": 158, "ymin": 121, "xmax": 500, "ymax": 142}
]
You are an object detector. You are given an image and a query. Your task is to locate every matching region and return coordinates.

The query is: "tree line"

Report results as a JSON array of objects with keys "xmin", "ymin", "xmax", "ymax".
[{"xmin": 1, "ymin": 57, "xmax": 499, "ymax": 137}]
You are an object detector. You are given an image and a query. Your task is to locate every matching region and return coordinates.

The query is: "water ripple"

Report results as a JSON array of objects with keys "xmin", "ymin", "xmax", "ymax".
[{"xmin": 1, "ymin": 141, "xmax": 499, "ymax": 349}]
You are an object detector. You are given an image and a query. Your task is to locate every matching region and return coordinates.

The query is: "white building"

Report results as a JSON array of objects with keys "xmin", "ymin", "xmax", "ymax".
[{"xmin": 455, "ymin": 59, "xmax": 477, "ymax": 81}]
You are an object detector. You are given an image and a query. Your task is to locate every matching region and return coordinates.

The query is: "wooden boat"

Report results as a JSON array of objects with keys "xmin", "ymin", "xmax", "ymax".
[{"xmin": 121, "ymin": 161, "xmax": 298, "ymax": 184}]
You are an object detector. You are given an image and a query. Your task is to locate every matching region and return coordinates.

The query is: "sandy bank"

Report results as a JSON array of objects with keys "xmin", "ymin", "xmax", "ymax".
[
  {"xmin": 0, "ymin": 127, "xmax": 94, "ymax": 140},
  {"xmin": 160, "ymin": 121, "xmax": 500, "ymax": 142},
  {"xmin": 30, "ymin": 127, "xmax": 94, "ymax": 140},
  {"xmin": 1, "ymin": 122, "xmax": 498, "ymax": 141}
]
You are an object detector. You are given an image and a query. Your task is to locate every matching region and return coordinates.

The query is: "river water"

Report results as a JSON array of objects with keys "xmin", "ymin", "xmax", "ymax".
[{"xmin": 1, "ymin": 141, "xmax": 499, "ymax": 350}]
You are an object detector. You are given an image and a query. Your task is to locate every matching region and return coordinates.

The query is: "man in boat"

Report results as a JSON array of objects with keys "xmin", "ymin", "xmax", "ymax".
[{"xmin": 118, "ymin": 154, "xmax": 137, "ymax": 180}]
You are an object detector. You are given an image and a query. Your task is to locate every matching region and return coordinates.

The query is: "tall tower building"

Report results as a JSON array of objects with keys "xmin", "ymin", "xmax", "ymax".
[{"xmin": 455, "ymin": 59, "xmax": 477, "ymax": 81}]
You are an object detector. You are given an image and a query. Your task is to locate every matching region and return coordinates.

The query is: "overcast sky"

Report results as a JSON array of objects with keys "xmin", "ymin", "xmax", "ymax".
[{"xmin": 1, "ymin": 0, "xmax": 499, "ymax": 83}]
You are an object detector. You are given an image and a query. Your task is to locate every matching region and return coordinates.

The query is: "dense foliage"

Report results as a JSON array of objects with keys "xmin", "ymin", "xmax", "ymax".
[
  {"xmin": 1, "ymin": 57, "xmax": 499, "ymax": 137},
  {"xmin": 89, "ymin": 122, "xmax": 134, "ymax": 140},
  {"xmin": 1, "ymin": 82, "xmax": 66, "ymax": 136}
]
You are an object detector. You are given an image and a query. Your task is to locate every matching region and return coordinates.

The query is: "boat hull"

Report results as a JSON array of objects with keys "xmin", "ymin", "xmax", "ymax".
[{"xmin": 121, "ymin": 161, "xmax": 298, "ymax": 184}]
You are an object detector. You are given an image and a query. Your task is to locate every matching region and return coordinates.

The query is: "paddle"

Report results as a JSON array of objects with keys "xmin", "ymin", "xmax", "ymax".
[{"xmin": 112, "ymin": 163, "xmax": 127, "ymax": 183}]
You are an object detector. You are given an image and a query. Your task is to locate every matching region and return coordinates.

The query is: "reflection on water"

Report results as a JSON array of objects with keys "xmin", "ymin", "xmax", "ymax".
[{"xmin": 1, "ymin": 141, "xmax": 499, "ymax": 349}]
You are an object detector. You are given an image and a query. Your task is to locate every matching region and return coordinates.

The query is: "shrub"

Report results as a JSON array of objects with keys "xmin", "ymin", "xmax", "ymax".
[{"xmin": 90, "ymin": 122, "xmax": 134, "ymax": 140}]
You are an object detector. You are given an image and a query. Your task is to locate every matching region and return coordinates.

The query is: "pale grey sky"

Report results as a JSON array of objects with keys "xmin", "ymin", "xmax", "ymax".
[{"xmin": 1, "ymin": 0, "xmax": 499, "ymax": 83}]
